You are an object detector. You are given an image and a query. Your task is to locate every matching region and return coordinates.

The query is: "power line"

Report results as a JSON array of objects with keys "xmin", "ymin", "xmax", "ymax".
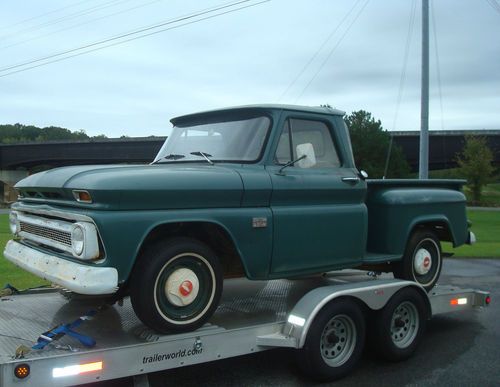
[
  {"xmin": 0, "ymin": 0, "xmax": 163, "ymax": 51},
  {"xmin": 0, "ymin": 0, "xmax": 95, "ymax": 32},
  {"xmin": 431, "ymin": 0, "xmax": 445, "ymax": 130},
  {"xmin": 294, "ymin": 0, "xmax": 370, "ymax": 103},
  {"xmin": 0, "ymin": 0, "xmax": 133, "ymax": 41},
  {"xmin": 384, "ymin": 0, "xmax": 417, "ymax": 179},
  {"xmin": 0, "ymin": 0, "xmax": 270, "ymax": 79},
  {"xmin": 391, "ymin": 0, "xmax": 417, "ymax": 131},
  {"xmin": 277, "ymin": 0, "xmax": 363, "ymax": 102},
  {"xmin": 0, "ymin": 0, "xmax": 258, "ymax": 74},
  {"xmin": 485, "ymin": 0, "xmax": 500, "ymax": 14}
]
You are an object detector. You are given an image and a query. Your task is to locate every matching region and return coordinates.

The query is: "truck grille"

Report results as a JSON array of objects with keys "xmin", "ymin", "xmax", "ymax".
[
  {"xmin": 17, "ymin": 212, "xmax": 75, "ymax": 255},
  {"xmin": 19, "ymin": 221, "xmax": 72, "ymax": 246}
]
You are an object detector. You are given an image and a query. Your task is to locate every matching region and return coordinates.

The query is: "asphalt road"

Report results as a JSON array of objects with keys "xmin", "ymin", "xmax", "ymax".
[{"xmin": 93, "ymin": 259, "xmax": 499, "ymax": 387}]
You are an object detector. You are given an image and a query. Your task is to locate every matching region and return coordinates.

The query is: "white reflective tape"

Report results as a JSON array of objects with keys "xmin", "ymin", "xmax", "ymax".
[
  {"xmin": 457, "ymin": 298, "xmax": 467, "ymax": 305},
  {"xmin": 288, "ymin": 314, "xmax": 306, "ymax": 327},
  {"xmin": 53, "ymin": 361, "xmax": 102, "ymax": 378}
]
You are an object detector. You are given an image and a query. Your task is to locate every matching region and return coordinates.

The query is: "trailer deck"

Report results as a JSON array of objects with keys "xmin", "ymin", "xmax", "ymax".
[{"xmin": 0, "ymin": 273, "xmax": 490, "ymax": 387}]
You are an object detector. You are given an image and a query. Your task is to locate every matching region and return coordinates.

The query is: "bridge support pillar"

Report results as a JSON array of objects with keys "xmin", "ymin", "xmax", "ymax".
[{"xmin": 0, "ymin": 170, "xmax": 28, "ymax": 206}]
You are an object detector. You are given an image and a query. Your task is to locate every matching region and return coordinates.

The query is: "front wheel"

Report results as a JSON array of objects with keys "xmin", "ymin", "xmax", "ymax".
[
  {"xmin": 130, "ymin": 238, "xmax": 222, "ymax": 333},
  {"xmin": 296, "ymin": 299, "xmax": 366, "ymax": 382},
  {"xmin": 393, "ymin": 229, "xmax": 442, "ymax": 291}
]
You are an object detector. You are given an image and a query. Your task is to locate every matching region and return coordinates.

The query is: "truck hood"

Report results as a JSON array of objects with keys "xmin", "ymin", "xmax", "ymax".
[{"xmin": 16, "ymin": 164, "xmax": 244, "ymax": 210}]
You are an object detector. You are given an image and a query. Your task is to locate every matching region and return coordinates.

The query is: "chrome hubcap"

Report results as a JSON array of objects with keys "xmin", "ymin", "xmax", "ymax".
[
  {"xmin": 165, "ymin": 268, "xmax": 200, "ymax": 306},
  {"xmin": 414, "ymin": 248, "xmax": 432, "ymax": 275}
]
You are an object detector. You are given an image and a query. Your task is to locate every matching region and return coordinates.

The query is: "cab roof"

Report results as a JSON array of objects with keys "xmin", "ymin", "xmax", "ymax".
[{"xmin": 171, "ymin": 104, "xmax": 345, "ymax": 125}]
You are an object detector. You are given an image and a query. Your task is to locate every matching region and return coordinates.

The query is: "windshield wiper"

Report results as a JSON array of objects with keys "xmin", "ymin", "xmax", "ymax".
[
  {"xmin": 190, "ymin": 151, "xmax": 214, "ymax": 165},
  {"xmin": 152, "ymin": 153, "xmax": 185, "ymax": 164}
]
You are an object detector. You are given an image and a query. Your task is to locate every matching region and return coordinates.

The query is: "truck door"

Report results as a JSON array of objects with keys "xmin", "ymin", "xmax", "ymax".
[{"xmin": 267, "ymin": 117, "xmax": 367, "ymax": 276}]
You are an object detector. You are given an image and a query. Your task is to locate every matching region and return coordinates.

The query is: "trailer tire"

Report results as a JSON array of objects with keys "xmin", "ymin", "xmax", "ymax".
[
  {"xmin": 130, "ymin": 238, "xmax": 222, "ymax": 333},
  {"xmin": 372, "ymin": 287, "xmax": 427, "ymax": 362},
  {"xmin": 394, "ymin": 229, "xmax": 442, "ymax": 291},
  {"xmin": 296, "ymin": 299, "xmax": 365, "ymax": 382}
]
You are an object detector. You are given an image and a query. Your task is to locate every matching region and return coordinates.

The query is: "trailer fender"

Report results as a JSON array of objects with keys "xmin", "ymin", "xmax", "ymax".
[{"xmin": 285, "ymin": 279, "xmax": 429, "ymax": 348}]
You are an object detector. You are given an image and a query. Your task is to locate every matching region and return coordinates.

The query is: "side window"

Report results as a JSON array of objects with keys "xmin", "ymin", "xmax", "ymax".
[
  {"xmin": 275, "ymin": 120, "xmax": 292, "ymax": 164},
  {"xmin": 274, "ymin": 118, "xmax": 341, "ymax": 168}
]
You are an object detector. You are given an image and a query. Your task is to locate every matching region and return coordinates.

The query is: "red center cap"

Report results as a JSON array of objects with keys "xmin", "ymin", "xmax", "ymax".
[
  {"xmin": 179, "ymin": 280, "xmax": 193, "ymax": 297},
  {"xmin": 423, "ymin": 257, "xmax": 431, "ymax": 268}
]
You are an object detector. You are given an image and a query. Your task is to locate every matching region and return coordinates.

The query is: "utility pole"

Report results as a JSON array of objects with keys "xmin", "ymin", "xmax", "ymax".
[{"xmin": 419, "ymin": 0, "xmax": 429, "ymax": 179}]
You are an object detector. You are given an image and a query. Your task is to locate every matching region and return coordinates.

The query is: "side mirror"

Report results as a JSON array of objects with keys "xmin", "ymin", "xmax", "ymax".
[
  {"xmin": 296, "ymin": 143, "xmax": 316, "ymax": 169},
  {"xmin": 359, "ymin": 170, "xmax": 368, "ymax": 180}
]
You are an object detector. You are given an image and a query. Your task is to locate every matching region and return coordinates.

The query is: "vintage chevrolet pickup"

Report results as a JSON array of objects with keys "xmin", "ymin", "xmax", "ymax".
[{"xmin": 4, "ymin": 104, "xmax": 475, "ymax": 333}]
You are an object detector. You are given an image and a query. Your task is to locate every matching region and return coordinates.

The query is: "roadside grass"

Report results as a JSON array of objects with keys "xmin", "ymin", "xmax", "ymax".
[
  {"xmin": 0, "ymin": 214, "xmax": 49, "ymax": 289},
  {"xmin": 0, "ymin": 209, "xmax": 499, "ymax": 289},
  {"xmin": 442, "ymin": 210, "xmax": 500, "ymax": 258}
]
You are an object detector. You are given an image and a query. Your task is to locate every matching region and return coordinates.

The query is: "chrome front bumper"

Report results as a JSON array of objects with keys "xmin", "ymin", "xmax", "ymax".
[{"xmin": 4, "ymin": 240, "xmax": 118, "ymax": 295}]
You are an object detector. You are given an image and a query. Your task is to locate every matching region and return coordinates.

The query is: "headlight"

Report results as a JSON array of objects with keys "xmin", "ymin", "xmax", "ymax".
[
  {"xmin": 71, "ymin": 224, "xmax": 85, "ymax": 256},
  {"xmin": 70, "ymin": 222, "xmax": 100, "ymax": 260},
  {"xmin": 9, "ymin": 212, "xmax": 18, "ymax": 235}
]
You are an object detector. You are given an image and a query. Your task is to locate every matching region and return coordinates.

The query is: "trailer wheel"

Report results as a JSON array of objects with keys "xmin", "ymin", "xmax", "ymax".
[
  {"xmin": 296, "ymin": 299, "xmax": 365, "ymax": 381},
  {"xmin": 372, "ymin": 287, "xmax": 427, "ymax": 362},
  {"xmin": 394, "ymin": 229, "xmax": 442, "ymax": 291},
  {"xmin": 130, "ymin": 238, "xmax": 222, "ymax": 333}
]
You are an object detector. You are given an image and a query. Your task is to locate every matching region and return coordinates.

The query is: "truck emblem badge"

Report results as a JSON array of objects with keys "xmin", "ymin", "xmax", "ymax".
[
  {"xmin": 252, "ymin": 217, "xmax": 267, "ymax": 228},
  {"xmin": 179, "ymin": 280, "xmax": 193, "ymax": 296}
]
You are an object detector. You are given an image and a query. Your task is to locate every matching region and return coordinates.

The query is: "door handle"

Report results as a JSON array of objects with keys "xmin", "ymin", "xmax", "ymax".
[{"xmin": 342, "ymin": 177, "xmax": 360, "ymax": 184}]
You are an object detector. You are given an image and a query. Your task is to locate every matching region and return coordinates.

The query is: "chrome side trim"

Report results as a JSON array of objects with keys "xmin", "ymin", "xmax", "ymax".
[{"xmin": 11, "ymin": 202, "xmax": 94, "ymax": 223}]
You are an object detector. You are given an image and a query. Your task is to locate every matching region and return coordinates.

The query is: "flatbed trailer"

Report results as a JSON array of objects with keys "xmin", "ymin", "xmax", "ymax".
[{"xmin": 0, "ymin": 273, "xmax": 490, "ymax": 387}]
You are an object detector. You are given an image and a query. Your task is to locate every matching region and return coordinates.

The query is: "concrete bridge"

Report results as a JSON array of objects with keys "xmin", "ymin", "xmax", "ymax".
[
  {"xmin": 391, "ymin": 130, "xmax": 500, "ymax": 171},
  {"xmin": 1, "ymin": 130, "xmax": 499, "ymax": 204},
  {"xmin": 0, "ymin": 137, "xmax": 164, "ymax": 204}
]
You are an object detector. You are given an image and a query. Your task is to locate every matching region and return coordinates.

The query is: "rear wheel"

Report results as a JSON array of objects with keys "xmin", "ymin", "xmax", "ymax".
[
  {"xmin": 371, "ymin": 287, "xmax": 428, "ymax": 361},
  {"xmin": 130, "ymin": 238, "xmax": 222, "ymax": 333},
  {"xmin": 394, "ymin": 229, "xmax": 442, "ymax": 291},
  {"xmin": 296, "ymin": 299, "xmax": 365, "ymax": 381}
]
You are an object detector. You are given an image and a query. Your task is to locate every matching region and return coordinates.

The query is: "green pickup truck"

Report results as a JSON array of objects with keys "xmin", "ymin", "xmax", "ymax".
[{"xmin": 4, "ymin": 104, "xmax": 475, "ymax": 333}]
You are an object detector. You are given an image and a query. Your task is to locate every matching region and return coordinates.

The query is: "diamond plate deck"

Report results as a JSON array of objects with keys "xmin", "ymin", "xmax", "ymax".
[{"xmin": 0, "ymin": 275, "xmax": 367, "ymax": 363}]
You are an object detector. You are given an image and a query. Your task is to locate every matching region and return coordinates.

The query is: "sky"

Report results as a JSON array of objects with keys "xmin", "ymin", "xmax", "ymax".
[{"xmin": 0, "ymin": 0, "xmax": 499, "ymax": 138}]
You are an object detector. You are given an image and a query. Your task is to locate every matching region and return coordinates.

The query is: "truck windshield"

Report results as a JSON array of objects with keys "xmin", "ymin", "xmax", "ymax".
[{"xmin": 153, "ymin": 116, "xmax": 271, "ymax": 163}]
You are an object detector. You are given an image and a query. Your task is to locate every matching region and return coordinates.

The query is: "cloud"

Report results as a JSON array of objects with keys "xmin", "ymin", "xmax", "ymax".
[{"xmin": 0, "ymin": 0, "xmax": 498, "ymax": 137}]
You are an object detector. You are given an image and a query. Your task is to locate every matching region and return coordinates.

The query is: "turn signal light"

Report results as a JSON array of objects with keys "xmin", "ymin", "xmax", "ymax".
[
  {"xmin": 14, "ymin": 364, "xmax": 30, "ymax": 379},
  {"xmin": 72, "ymin": 190, "xmax": 92, "ymax": 203}
]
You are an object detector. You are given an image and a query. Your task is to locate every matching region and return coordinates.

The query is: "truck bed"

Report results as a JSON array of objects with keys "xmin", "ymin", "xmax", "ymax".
[{"xmin": 365, "ymin": 178, "xmax": 469, "ymax": 256}]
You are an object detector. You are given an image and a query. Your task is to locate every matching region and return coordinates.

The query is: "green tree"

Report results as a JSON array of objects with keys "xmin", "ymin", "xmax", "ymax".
[
  {"xmin": 457, "ymin": 136, "xmax": 494, "ymax": 204},
  {"xmin": 344, "ymin": 110, "xmax": 410, "ymax": 178},
  {"xmin": 0, "ymin": 124, "xmax": 108, "ymax": 143}
]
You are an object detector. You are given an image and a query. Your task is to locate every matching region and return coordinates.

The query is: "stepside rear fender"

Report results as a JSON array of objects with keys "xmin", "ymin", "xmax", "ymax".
[{"xmin": 366, "ymin": 187, "xmax": 468, "ymax": 255}]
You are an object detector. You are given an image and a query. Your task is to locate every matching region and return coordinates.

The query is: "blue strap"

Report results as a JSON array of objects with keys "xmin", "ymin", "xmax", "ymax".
[{"xmin": 32, "ymin": 310, "xmax": 97, "ymax": 350}]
